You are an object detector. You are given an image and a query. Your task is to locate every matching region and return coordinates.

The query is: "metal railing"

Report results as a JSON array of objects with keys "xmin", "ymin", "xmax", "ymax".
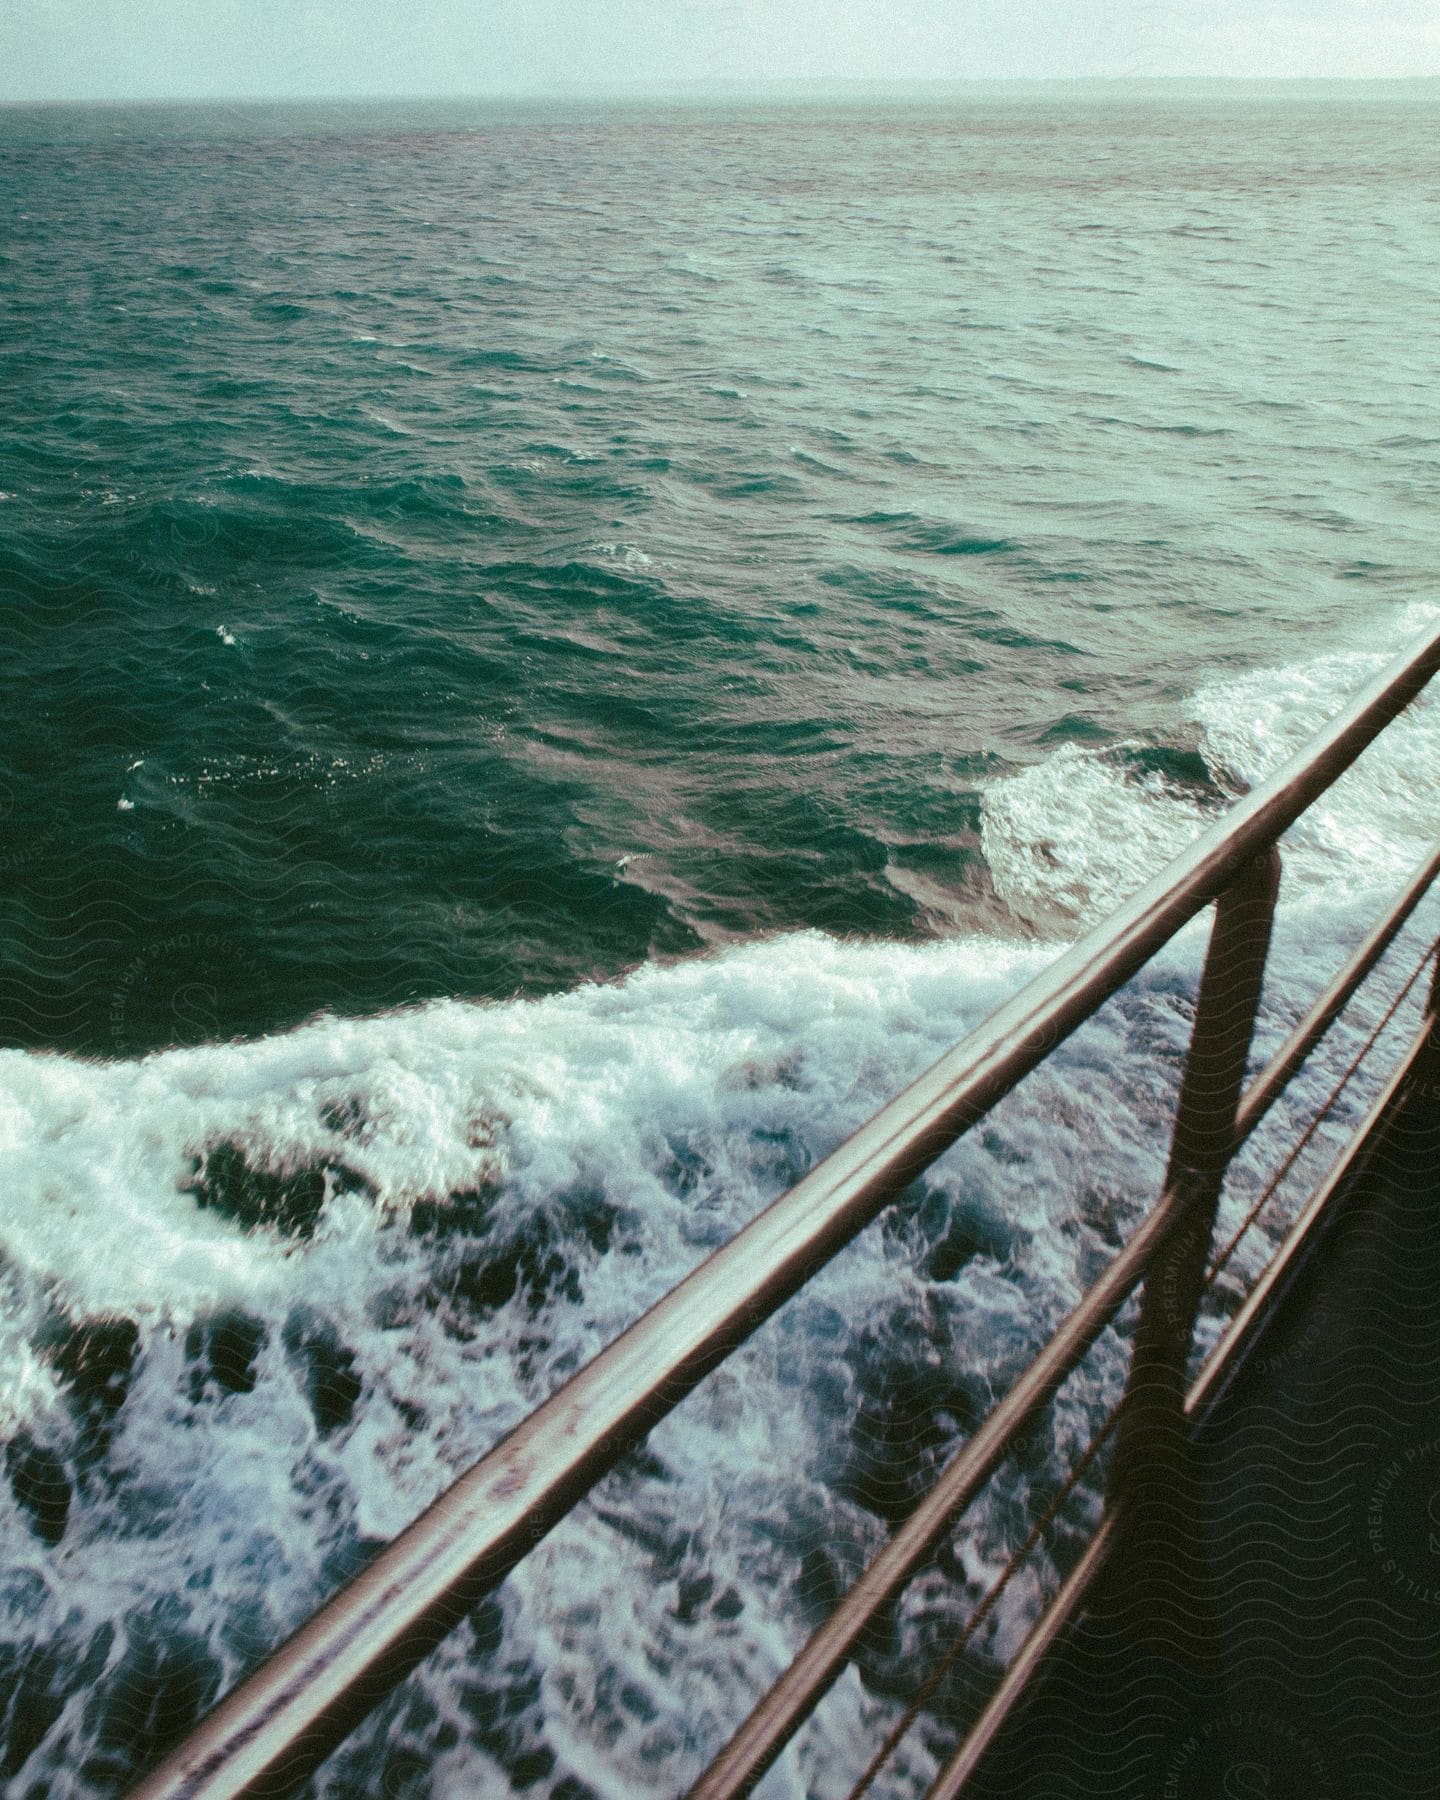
[{"xmin": 130, "ymin": 618, "xmax": 1440, "ymax": 1800}]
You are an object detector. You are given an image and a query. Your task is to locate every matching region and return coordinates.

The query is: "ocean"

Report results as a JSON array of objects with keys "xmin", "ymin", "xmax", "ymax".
[{"xmin": 1, "ymin": 90, "xmax": 1438, "ymax": 1797}]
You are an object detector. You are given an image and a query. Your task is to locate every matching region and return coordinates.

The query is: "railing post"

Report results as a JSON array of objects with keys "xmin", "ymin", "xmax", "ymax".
[{"xmin": 1102, "ymin": 846, "xmax": 1283, "ymax": 1668}]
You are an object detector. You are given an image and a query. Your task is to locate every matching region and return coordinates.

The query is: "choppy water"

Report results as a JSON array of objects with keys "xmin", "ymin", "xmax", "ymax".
[{"xmin": 1, "ymin": 92, "xmax": 1438, "ymax": 1797}]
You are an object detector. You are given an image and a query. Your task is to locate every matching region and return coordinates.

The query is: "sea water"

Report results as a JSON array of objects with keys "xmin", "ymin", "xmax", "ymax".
[{"xmin": 0, "ymin": 91, "xmax": 1437, "ymax": 1797}]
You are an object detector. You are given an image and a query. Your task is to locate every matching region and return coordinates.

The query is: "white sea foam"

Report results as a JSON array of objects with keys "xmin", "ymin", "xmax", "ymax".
[
  {"xmin": 0, "ymin": 929, "xmax": 1088, "ymax": 1795},
  {"xmin": 1, "ymin": 613, "xmax": 1438, "ymax": 1795},
  {"xmin": 980, "ymin": 741, "xmax": 1212, "ymax": 929},
  {"xmin": 982, "ymin": 603, "xmax": 1440, "ymax": 930},
  {"xmin": 1194, "ymin": 599, "xmax": 1440, "ymax": 896}
]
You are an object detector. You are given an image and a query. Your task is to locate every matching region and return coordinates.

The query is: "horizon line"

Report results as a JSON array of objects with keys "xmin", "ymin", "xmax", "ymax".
[{"xmin": 5, "ymin": 72, "xmax": 1440, "ymax": 110}]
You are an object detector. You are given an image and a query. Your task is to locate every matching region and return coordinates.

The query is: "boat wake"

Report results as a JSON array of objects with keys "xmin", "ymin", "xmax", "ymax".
[{"xmin": 1, "ymin": 608, "xmax": 1437, "ymax": 1796}]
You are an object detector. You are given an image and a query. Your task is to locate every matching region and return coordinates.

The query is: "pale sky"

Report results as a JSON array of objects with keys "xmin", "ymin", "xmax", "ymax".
[{"xmin": 2, "ymin": 0, "xmax": 1438, "ymax": 103}]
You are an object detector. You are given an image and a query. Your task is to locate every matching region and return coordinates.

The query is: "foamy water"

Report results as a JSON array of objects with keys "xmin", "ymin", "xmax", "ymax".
[{"xmin": 1, "ymin": 608, "xmax": 1437, "ymax": 1795}]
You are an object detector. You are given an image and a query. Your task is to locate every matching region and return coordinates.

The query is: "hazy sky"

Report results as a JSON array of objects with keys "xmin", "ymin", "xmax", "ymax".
[{"xmin": 3, "ymin": 0, "xmax": 1438, "ymax": 103}]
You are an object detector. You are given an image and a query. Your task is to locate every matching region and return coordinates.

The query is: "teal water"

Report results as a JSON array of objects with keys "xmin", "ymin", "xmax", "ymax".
[
  {"xmin": 0, "ymin": 94, "xmax": 1438, "ymax": 1797},
  {"xmin": 3, "ymin": 94, "xmax": 1435, "ymax": 1052}
]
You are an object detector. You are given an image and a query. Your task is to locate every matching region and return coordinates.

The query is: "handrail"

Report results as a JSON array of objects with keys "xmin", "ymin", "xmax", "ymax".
[
  {"xmin": 129, "ymin": 618, "xmax": 1440, "ymax": 1800},
  {"xmin": 693, "ymin": 843, "xmax": 1440, "ymax": 1798}
]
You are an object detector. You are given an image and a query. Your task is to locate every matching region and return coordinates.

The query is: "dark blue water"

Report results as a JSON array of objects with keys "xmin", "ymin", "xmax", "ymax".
[{"xmin": 0, "ymin": 93, "xmax": 1437, "ymax": 1798}]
